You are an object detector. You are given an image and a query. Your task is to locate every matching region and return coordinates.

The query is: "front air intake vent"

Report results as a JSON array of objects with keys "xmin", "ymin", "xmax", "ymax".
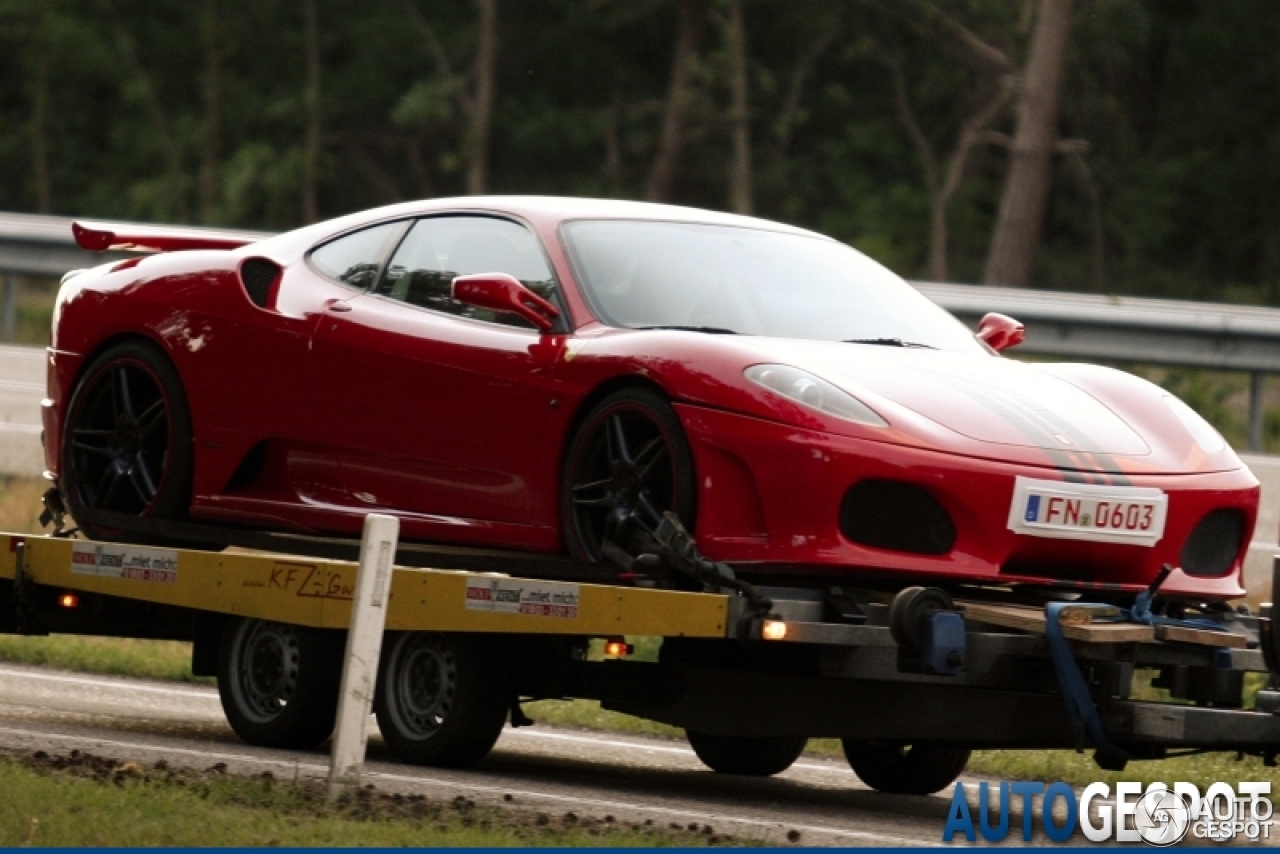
[
  {"xmin": 240, "ymin": 258, "xmax": 281, "ymax": 308},
  {"xmin": 1180, "ymin": 509, "xmax": 1246, "ymax": 577},
  {"xmin": 839, "ymin": 479, "xmax": 956, "ymax": 555}
]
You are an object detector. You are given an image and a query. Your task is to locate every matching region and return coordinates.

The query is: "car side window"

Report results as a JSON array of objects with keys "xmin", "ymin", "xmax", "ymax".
[
  {"xmin": 309, "ymin": 222, "xmax": 402, "ymax": 289},
  {"xmin": 375, "ymin": 216, "xmax": 557, "ymax": 329}
]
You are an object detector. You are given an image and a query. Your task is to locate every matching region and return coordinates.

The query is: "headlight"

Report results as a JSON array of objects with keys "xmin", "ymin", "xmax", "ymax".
[
  {"xmin": 1163, "ymin": 395, "xmax": 1225, "ymax": 454},
  {"xmin": 745, "ymin": 364, "xmax": 887, "ymax": 427}
]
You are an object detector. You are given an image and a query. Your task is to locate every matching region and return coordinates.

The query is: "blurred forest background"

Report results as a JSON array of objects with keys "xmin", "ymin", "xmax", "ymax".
[{"xmin": 2, "ymin": 0, "xmax": 1278, "ymax": 304}]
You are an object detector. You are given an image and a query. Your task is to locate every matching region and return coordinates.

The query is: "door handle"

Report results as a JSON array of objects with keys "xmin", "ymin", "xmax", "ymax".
[{"xmin": 325, "ymin": 300, "xmax": 352, "ymax": 313}]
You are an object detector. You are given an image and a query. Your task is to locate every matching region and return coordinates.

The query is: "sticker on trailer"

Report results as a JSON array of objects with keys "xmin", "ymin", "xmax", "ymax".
[
  {"xmin": 1006, "ymin": 476, "xmax": 1167, "ymax": 547},
  {"xmin": 465, "ymin": 577, "xmax": 579, "ymax": 618},
  {"xmin": 70, "ymin": 543, "xmax": 179, "ymax": 583}
]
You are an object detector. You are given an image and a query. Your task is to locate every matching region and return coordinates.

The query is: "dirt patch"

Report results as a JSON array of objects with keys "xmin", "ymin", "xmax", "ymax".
[{"xmin": 8, "ymin": 747, "xmax": 746, "ymax": 846}]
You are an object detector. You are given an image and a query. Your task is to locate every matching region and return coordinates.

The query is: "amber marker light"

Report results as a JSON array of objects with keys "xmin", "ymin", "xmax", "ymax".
[
  {"xmin": 602, "ymin": 638, "xmax": 634, "ymax": 657},
  {"xmin": 761, "ymin": 620, "xmax": 788, "ymax": 641},
  {"xmin": 57, "ymin": 592, "xmax": 80, "ymax": 609}
]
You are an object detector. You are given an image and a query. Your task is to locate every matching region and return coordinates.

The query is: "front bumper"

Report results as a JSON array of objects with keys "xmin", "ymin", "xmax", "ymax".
[{"xmin": 676, "ymin": 404, "xmax": 1259, "ymax": 599}]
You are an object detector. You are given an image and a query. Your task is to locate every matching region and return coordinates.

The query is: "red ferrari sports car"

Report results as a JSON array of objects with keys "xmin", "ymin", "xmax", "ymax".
[{"xmin": 46, "ymin": 197, "xmax": 1258, "ymax": 600}]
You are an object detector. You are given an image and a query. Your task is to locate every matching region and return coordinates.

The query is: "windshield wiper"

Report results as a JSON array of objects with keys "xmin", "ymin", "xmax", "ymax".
[
  {"xmin": 636, "ymin": 325, "xmax": 739, "ymax": 334},
  {"xmin": 842, "ymin": 337, "xmax": 935, "ymax": 349}
]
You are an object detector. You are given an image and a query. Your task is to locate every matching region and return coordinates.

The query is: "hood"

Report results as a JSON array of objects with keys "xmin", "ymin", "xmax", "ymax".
[{"xmin": 739, "ymin": 338, "xmax": 1152, "ymax": 457}]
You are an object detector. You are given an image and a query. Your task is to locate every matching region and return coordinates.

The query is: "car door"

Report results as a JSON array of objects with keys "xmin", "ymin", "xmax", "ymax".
[{"xmin": 311, "ymin": 214, "xmax": 567, "ymax": 528}]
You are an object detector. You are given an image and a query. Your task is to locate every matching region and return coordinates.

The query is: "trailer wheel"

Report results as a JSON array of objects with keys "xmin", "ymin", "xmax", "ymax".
[
  {"xmin": 686, "ymin": 731, "xmax": 808, "ymax": 776},
  {"xmin": 842, "ymin": 740, "xmax": 970, "ymax": 795},
  {"xmin": 889, "ymin": 586, "xmax": 954, "ymax": 653},
  {"xmin": 60, "ymin": 339, "xmax": 193, "ymax": 543},
  {"xmin": 217, "ymin": 618, "xmax": 342, "ymax": 749},
  {"xmin": 374, "ymin": 632, "xmax": 509, "ymax": 768}
]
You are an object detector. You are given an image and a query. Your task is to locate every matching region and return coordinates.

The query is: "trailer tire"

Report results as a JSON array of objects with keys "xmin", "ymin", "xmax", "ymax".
[
  {"xmin": 889, "ymin": 586, "xmax": 954, "ymax": 653},
  {"xmin": 217, "ymin": 618, "xmax": 343, "ymax": 749},
  {"xmin": 842, "ymin": 740, "xmax": 970, "ymax": 795},
  {"xmin": 374, "ymin": 632, "xmax": 509, "ymax": 768},
  {"xmin": 686, "ymin": 731, "xmax": 808, "ymax": 776}
]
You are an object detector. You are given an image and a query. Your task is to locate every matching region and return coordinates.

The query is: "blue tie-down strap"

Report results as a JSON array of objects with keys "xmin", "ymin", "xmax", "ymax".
[
  {"xmin": 1044, "ymin": 602, "xmax": 1131, "ymax": 770},
  {"xmin": 1045, "ymin": 566, "xmax": 1239, "ymax": 771}
]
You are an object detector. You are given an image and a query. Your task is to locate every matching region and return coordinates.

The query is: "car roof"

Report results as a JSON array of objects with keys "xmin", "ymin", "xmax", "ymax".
[
  {"xmin": 251, "ymin": 195, "xmax": 833, "ymax": 261},
  {"xmin": 338, "ymin": 196, "xmax": 824, "ymax": 237}
]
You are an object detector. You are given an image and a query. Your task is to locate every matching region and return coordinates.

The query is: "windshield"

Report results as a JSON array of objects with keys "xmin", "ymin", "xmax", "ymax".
[{"xmin": 561, "ymin": 220, "xmax": 984, "ymax": 352}]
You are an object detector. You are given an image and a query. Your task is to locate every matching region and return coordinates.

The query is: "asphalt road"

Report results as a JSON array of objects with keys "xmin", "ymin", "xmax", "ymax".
[
  {"xmin": 0, "ymin": 344, "xmax": 43, "ymax": 476},
  {"xmin": 0, "ymin": 661, "xmax": 1032, "ymax": 848}
]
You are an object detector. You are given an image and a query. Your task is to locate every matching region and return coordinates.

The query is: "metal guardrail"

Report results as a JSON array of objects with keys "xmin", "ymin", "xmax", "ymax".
[
  {"xmin": 915, "ymin": 283, "xmax": 1280, "ymax": 451},
  {"xmin": 1, "ymin": 211, "xmax": 1277, "ymax": 449}
]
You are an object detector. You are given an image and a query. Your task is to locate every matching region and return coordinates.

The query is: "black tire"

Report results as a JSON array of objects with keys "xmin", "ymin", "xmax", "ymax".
[
  {"xmin": 374, "ymin": 632, "xmax": 510, "ymax": 768},
  {"xmin": 59, "ymin": 339, "xmax": 193, "ymax": 542},
  {"xmin": 560, "ymin": 387, "xmax": 696, "ymax": 562},
  {"xmin": 842, "ymin": 740, "xmax": 971, "ymax": 795},
  {"xmin": 217, "ymin": 617, "xmax": 343, "ymax": 750},
  {"xmin": 686, "ymin": 730, "xmax": 808, "ymax": 776},
  {"xmin": 888, "ymin": 586, "xmax": 954, "ymax": 653}
]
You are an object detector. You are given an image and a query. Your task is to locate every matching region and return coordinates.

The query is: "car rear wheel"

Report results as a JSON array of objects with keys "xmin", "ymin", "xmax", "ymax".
[
  {"xmin": 560, "ymin": 387, "xmax": 697, "ymax": 564},
  {"xmin": 842, "ymin": 740, "xmax": 971, "ymax": 795},
  {"xmin": 686, "ymin": 730, "xmax": 808, "ymax": 776},
  {"xmin": 59, "ymin": 340, "xmax": 193, "ymax": 542}
]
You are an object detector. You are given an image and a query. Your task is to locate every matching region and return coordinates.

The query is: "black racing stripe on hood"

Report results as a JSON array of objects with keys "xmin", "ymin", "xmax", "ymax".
[{"xmin": 927, "ymin": 372, "xmax": 1133, "ymax": 486}]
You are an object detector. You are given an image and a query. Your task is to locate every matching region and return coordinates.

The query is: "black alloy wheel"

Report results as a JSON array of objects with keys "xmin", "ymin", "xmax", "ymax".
[
  {"xmin": 59, "ymin": 340, "xmax": 193, "ymax": 541},
  {"xmin": 560, "ymin": 388, "xmax": 696, "ymax": 563}
]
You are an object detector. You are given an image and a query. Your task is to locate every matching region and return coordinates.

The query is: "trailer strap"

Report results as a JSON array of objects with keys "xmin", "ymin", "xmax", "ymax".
[
  {"xmin": 1045, "ymin": 601, "xmax": 1130, "ymax": 770},
  {"xmin": 1045, "ymin": 564, "xmax": 1239, "ymax": 771}
]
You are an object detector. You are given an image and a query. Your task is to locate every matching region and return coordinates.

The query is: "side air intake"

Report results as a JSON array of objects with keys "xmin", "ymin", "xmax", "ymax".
[
  {"xmin": 839, "ymin": 479, "xmax": 956, "ymax": 555},
  {"xmin": 240, "ymin": 258, "xmax": 281, "ymax": 308},
  {"xmin": 1180, "ymin": 509, "xmax": 1246, "ymax": 577}
]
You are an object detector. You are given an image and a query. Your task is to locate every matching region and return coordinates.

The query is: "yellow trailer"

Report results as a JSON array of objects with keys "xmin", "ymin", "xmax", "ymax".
[{"xmin": 4, "ymin": 530, "xmax": 1280, "ymax": 793}]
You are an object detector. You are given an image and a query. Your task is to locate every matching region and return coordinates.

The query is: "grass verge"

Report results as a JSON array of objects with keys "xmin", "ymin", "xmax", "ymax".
[{"xmin": 0, "ymin": 749, "xmax": 733, "ymax": 847}]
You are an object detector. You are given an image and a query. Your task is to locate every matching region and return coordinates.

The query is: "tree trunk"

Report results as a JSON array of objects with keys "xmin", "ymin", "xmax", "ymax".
[
  {"xmin": 603, "ymin": 102, "xmax": 622, "ymax": 197},
  {"xmin": 645, "ymin": 0, "xmax": 709, "ymax": 202},
  {"xmin": 30, "ymin": 24, "xmax": 51, "ymax": 214},
  {"xmin": 773, "ymin": 26, "xmax": 836, "ymax": 161},
  {"xmin": 107, "ymin": 8, "xmax": 186, "ymax": 219},
  {"xmin": 982, "ymin": 0, "xmax": 1074, "ymax": 286},
  {"xmin": 301, "ymin": 0, "xmax": 321, "ymax": 223},
  {"xmin": 199, "ymin": 0, "xmax": 221, "ymax": 224},
  {"xmin": 725, "ymin": 0, "xmax": 751, "ymax": 214},
  {"xmin": 467, "ymin": 0, "xmax": 498, "ymax": 195}
]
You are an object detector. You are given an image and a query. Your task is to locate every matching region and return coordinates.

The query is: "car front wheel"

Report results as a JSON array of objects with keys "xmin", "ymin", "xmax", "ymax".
[{"xmin": 560, "ymin": 387, "xmax": 697, "ymax": 565}]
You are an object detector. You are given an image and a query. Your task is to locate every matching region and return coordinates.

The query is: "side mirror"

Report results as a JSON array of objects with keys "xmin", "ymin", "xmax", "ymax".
[
  {"xmin": 977, "ymin": 312, "xmax": 1025, "ymax": 352},
  {"xmin": 451, "ymin": 273, "xmax": 560, "ymax": 332}
]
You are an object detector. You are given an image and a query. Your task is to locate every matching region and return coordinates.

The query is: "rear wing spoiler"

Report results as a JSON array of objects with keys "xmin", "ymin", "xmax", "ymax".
[{"xmin": 72, "ymin": 220, "xmax": 269, "ymax": 253}]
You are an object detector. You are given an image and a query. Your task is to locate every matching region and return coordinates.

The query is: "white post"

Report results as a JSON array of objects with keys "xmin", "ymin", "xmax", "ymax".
[{"xmin": 327, "ymin": 513, "xmax": 399, "ymax": 802}]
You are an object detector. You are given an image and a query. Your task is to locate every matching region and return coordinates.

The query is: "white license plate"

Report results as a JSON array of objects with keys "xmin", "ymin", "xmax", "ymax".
[{"xmin": 1006, "ymin": 477, "xmax": 1167, "ymax": 547}]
